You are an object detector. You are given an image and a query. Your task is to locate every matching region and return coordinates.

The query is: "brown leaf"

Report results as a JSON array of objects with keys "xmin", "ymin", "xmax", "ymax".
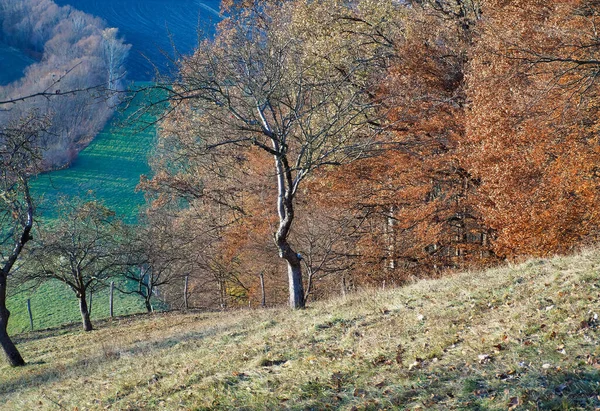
[{"xmin": 508, "ymin": 396, "xmax": 521, "ymax": 410}]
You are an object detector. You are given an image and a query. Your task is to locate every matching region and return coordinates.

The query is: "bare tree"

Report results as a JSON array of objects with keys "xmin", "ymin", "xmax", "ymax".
[
  {"xmin": 119, "ymin": 214, "xmax": 188, "ymax": 312},
  {"xmin": 101, "ymin": 28, "xmax": 131, "ymax": 94},
  {"xmin": 26, "ymin": 199, "xmax": 126, "ymax": 331},
  {"xmin": 0, "ymin": 112, "xmax": 48, "ymax": 366}
]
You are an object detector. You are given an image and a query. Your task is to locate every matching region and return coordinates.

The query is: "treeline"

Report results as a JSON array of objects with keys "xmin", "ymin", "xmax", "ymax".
[
  {"xmin": 137, "ymin": 0, "xmax": 600, "ymax": 309},
  {"xmin": 0, "ymin": 0, "xmax": 130, "ymax": 168},
  {"xmin": 3, "ymin": 0, "xmax": 600, "ymax": 367}
]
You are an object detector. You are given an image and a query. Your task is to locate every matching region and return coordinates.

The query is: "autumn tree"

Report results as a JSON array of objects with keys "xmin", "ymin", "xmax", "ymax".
[
  {"xmin": 26, "ymin": 199, "xmax": 127, "ymax": 331},
  {"xmin": 145, "ymin": 0, "xmax": 390, "ymax": 308},
  {"xmin": 309, "ymin": 0, "xmax": 497, "ymax": 287},
  {"xmin": 464, "ymin": 0, "xmax": 600, "ymax": 258},
  {"xmin": 0, "ymin": 113, "xmax": 47, "ymax": 367}
]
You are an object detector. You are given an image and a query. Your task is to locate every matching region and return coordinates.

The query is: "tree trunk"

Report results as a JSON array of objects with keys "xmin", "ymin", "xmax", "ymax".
[
  {"xmin": 145, "ymin": 297, "xmax": 153, "ymax": 313},
  {"xmin": 0, "ymin": 179, "xmax": 32, "ymax": 366},
  {"xmin": 285, "ymin": 254, "xmax": 305, "ymax": 309},
  {"xmin": 384, "ymin": 205, "xmax": 397, "ymax": 272},
  {"xmin": 0, "ymin": 323, "xmax": 24, "ymax": 367},
  {"xmin": 79, "ymin": 294, "xmax": 93, "ymax": 332},
  {"xmin": 304, "ymin": 266, "xmax": 316, "ymax": 304},
  {"xmin": 272, "ymin": 151, "xmax": 305, "ymax": 309},
  {"xmin": 0, "ymin": 276, "xmax": 25, "ymax": 366}
]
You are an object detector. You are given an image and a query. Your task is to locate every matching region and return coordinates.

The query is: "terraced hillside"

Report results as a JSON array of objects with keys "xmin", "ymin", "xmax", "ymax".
[
  {"xmin": 1, "ymin": 250, "xmax": 599, "ymax": 410},
  {"xmin": 54, "ymin": 0, "xmax": 222, "ymax": 80},
  {"xmin": 30, "ymin": 92, "xmax": 156, "ymax": 221}
]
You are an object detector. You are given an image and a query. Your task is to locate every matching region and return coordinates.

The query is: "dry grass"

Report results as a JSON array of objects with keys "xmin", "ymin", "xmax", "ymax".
[{"xmin": 1, "ymin": 250, "xmax": 600, "ymax": 410}]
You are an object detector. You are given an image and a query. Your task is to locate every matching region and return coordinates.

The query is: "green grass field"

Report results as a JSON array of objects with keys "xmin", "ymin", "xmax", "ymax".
[
  {"xmin": 7, "ymin": 86, "xmax": 161, "ymax": 335},
  {"xmin": 30, "ymin": 92, "xmax": 157, "ymax": 221},
  {"xmin": 1, "ymin": 250, "xmax": 599, "ymax": 409},
  {"xmin": 6, "ymin": 280, "xmax": 147, "ymax": 335}
]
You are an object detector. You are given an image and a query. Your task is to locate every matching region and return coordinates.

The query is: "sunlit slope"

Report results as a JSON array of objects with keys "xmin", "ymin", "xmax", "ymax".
[{"xmin": 2, "ymin": 250, "xmax": 599, "ymax": 410}]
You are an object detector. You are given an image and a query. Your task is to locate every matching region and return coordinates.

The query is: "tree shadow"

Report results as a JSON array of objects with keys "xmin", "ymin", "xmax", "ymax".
[{"xmin": 1, "ymin": 323, "xmax": 228, "ymax": 398}]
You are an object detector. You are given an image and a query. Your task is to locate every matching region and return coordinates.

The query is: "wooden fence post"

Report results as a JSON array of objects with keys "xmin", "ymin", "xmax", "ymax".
[
  {"xmin": 184, "ymin": 275, "xmax": 189, "ymax": 310},
  {"xmin": 109, "ymin": 281, "xmax": 114, "ymax": 318},
  {"xmin": 89, "ymin": 290, "xmax": 93, "ymax": 315},
  {"xmin": 27, "ymin": 299, "xmax": 33, "ymax": 332},
  {"xmin": 259, "ymin": 272, "xmax": 266, "ymax": 308}
]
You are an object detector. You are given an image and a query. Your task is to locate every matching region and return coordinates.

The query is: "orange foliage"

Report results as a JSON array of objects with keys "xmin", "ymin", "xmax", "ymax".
[
  {"xmin": 465, "ymin": 0, "xmax": 600, "ymax": 258},
  {"xmin": 144, "ymin": 0, "xmax": 600, "ymax": 309}
]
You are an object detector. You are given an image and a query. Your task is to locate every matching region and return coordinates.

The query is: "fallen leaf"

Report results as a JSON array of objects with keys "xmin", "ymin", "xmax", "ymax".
[
  {"xmin": 508, "ymin": 396, "xmax": 521, "ymax": 410},
  {"xmin": 478, "ymin": 354, "xmax": 491, "ymax": 364},
  {"xmin": 396, "ymin": 344, "xmax": 404, "ymax": 365}
]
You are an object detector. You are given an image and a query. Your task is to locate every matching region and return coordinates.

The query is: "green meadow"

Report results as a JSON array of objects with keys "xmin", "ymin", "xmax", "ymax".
[
  {"xmin": 6, "ymin": 280, "xmax": 147, "ymax": 335},
  {"xmin": 7, "ymin": 86, "xmax": 161, "ymax": 335},
  {"xmin": 30, "ymin": 94, "xmax": 157, "ymax": 221}
]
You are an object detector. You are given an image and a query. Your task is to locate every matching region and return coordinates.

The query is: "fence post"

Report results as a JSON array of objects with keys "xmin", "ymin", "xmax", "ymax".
[
  {"xmin": 27, "ymin": 299, "xmax": 33, "ymax": 332},
  {"xmin": 184, "ymin": 275, "xmax": 189, "ymax": 310},
  {"xmin": 109, "ymin": 281, "xmax": 114, "ymax": 318},
  {"xmin": 89, "ymin": 290, "xmax": 93, "ymax": 315},
  {"xmin": 259, "ymin": 272, "xmax": 266, "ymax": 308}
]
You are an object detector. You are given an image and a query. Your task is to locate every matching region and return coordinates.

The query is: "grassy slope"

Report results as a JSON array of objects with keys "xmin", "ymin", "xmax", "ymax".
[
  {"xmin": 7, "ymin": 90, "xmax": 158, "ymax": 334},
  {"xmin": 1, "ymin": 250, "xmax": 599, "ymax": 410},
  {"xmin": 30, "ymin": 91, "xmax": 156, "ymax": 221}
]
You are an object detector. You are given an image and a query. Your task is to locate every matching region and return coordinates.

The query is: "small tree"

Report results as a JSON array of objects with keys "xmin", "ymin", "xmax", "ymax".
[
  {"xmin": 120, "ymin": 214, "xmax": 188, "ymax": 312},
  {"xmin": 0, "ymin": 113, "xmax": 47, "ymax": 366},
  {"xmin": 27, "ymin": 199, "xmax": 126, "ymax": 331}
]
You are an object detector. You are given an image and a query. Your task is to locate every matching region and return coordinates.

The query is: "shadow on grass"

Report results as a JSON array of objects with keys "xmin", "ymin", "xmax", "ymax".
[
  {"xmin": 12, "ymin": 309, "xmax": 212, "ymax": 345},
  {"xmin": 381, "ymin": 365, "xmax": 600, "ymax": 410},
  {"xmin": 1, "ymin": 320, "xmax": 229, "ymax": 398}
]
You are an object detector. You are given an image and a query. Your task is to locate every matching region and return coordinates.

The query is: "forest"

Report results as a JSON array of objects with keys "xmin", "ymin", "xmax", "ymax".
[
  {"xmin": 141, "ymin": 0, "xmax": 600, "ymax": 309},
  {"xmin": 0, "ymin": 0, "xmax": 129, "ymax": 168},
  {"xmin": 2, "ymin": 0, "xmax": 600, "ymax": 371}
]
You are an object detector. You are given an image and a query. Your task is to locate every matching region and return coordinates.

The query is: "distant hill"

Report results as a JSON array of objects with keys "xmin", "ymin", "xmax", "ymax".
[
  {"xmin": 2, "ymin": 249, "xmax": 599, "ymax": 409},
  {"xmin": 54, "ymin": 0, "xmax": 222, "ymax": 80}
]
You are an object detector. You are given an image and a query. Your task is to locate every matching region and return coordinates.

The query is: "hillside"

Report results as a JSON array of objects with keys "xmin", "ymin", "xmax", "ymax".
[
  {"xmin": 30, "ymin": 84, "xmax": 157, "ymax": 221},
  {"xmin": 2, "ymin": 250, "xmax": 599, "ymax": 410},
  {"xmin": 4, "ymin": 85, "xmax": 161, "ymax": 336}
]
